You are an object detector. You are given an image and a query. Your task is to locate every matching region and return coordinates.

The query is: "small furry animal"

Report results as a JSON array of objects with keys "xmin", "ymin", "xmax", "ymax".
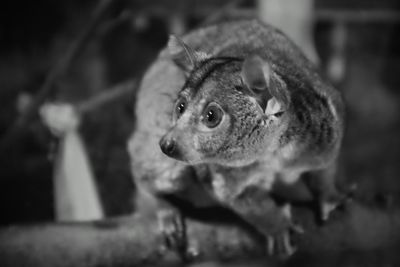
[{"xmin": 129, "ymin": 19, "xmax": 345, "ymax": 257}]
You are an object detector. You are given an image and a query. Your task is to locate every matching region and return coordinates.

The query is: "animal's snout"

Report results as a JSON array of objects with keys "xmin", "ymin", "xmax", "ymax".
[
  {"xmin": 160, "ymin": 136, "xmax": 175, "ymax": 155},
  {"xmin": 159, "ymin": 134, "xmax": 182, "ymax": 159}
]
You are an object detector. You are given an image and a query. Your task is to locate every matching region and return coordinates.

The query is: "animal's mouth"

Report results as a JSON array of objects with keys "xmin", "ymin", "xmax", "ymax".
[{"xmin": 166, "ymin": 151, "xmax": 186, "ymax": 162}]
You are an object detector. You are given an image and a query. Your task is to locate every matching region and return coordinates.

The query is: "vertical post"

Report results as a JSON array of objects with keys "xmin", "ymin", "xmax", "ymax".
[
  {"xmin": 256, "ymin": 0, "xmax": 319, "ymax": 65},
  {"xmin": 167, "ymin": 0, "xmax": 187, "ymax": 35},
  {"xmin": 326, "ymin": 21, "xmax": 347, "ymax": 83}
]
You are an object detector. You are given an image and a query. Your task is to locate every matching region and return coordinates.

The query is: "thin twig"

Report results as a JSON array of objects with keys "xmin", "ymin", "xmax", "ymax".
[
  {"xmin": 76, "ymin": 79, "xmax": 137, "ymax": 114},
  {"xmin": 0, "ymin": 0, "xmax": 115, "ymax": 151}
]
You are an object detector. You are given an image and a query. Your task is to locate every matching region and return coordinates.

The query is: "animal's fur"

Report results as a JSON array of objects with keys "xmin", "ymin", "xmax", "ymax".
[{"xmin": 128, "ymin": 19, "xmax": 345, "ymax": 254}]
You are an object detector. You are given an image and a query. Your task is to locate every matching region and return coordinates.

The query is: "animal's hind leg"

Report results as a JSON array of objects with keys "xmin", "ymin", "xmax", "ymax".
[
  {"xmin": 228, "ymin": 186, "xmax": 302, "ymax": 258},
  {"xmin": 304, "ymin": 162, "xmax": 346, "ymax": 221}
]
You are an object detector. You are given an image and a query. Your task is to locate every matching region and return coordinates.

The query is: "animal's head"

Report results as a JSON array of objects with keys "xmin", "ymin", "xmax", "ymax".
[{"xmin": 159, "ymin": 35, "xmax": 290, "ymax": 167}]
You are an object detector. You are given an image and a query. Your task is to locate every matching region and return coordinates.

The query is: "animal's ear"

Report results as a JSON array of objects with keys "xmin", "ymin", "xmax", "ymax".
[
  {"xmin": 168, "ymin": 35, "xmax": 210, "ymax": 74},
  {"xmin": 241, "ymin": 55, "xmax": 271, "ymax": 92},
  {"xmin": 241, "ymin": 55, "xmax": 289, "ymax": 112}
]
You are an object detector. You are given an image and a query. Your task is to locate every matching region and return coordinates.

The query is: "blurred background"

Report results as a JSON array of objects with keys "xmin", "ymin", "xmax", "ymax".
[{"xmin": 0, "ymin": 0, "xmax": 399, "ymax": 229}]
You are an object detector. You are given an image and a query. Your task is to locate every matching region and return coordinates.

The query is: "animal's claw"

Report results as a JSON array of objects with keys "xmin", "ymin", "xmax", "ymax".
[
  {"xmin": 320, "ymin": 183, "xmax": 357, "ymax": 221},
  {"xmin": 290, "ymin": 222, "xmax": 304, "ymax": 234}
]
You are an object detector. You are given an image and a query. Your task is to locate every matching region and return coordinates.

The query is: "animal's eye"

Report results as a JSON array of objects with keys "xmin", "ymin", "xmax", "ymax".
[
  {"xmin": 175, "ymin": 98, "xmax": 186, "ymax": 119},
  {"xmin": 202, "ymin": 103, "xmax": 223, "ymax": 128}
]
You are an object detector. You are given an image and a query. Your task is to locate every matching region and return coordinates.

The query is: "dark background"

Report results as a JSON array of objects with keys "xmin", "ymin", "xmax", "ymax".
[{"xmin": 0, "ymin": 0, "xmax": 399, "ymax": 229}]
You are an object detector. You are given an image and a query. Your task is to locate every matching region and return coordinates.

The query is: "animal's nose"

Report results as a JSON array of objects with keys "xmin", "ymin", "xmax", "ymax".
[{"xmin": 159, "ymin": 135, "xmax": 177, "ymax": 157}]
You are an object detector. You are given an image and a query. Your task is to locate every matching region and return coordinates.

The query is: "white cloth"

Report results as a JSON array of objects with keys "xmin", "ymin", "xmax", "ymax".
[{"xmin": 40, "ymin": 103, "xmax": 103, "ymax": 221}]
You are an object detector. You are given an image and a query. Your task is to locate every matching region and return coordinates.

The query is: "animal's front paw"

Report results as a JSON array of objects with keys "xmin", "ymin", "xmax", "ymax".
[{"xmin": 157, "ymin": 209, "xmax": 187, "ymax": 256}]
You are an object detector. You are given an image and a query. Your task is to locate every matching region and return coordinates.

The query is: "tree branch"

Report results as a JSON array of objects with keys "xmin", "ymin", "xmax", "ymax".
[
  {"xmin": 76, "ymin": 79, "xmax": 137, "ymax": 114},
  {"xmin": 1, "ymin": 202, "xmax": 400, "ymax": 267},
  {"xmin": 0, "ymin": 214, "xmax": 266, "ymax": 267}
]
